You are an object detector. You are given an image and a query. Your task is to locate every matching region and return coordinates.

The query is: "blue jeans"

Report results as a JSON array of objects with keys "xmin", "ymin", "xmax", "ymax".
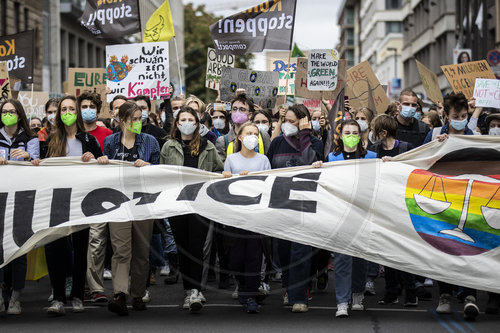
[
  {"xmin": 162, "ymin": 219, "xmax": 177, "ymax": 255},
  {"xmin": 334, "ymin": 253, "xmax": 367, "ymax": 304},
  {"xmin": 277, "ymin": 239, "xmax": 312, "ymax": 305}
]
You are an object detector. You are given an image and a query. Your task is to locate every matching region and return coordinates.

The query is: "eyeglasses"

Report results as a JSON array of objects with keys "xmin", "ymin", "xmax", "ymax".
[
  {"xmin": 232, "ymin": 107, "xmax": 248, "ymax": 112},
  {"xmin": 1, "ymin": 109, "xmax": 17, "ymax": 115}
]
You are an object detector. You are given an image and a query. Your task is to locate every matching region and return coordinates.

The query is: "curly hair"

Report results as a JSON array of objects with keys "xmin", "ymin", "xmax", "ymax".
[{"xmin": 443, "ymin": 92, "xmax": 468, "ymax": 116}]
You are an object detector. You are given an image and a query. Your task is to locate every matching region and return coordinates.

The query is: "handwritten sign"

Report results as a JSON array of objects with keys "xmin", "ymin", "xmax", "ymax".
[
  {"xmin": 0, "ymin": 62, "xmax": 11, "ymax": 102},
  {"xmin": 307, "ymin": 49, "xmax": 339, "ymax": 91},
  {"xmin": 17, "ymin": 91, "xmax": 49, "ymax": 119},
  {"xmin": 220, "ymin": 68, "xmax": 279, "ymax": 108},
  {"xmin": 415, "ymin": 60, "xmax": 443, "ymax": 103},
  {"xmin": 473, "ymin": 79, "xmax": 500, "ymax": 108},
  {"xmin": 266, "ymin": 57, "xmax": 297, "ymax": 95},
  {"xmin": 345, "ymin": 61, "xmax": 390, "ymax": 115},
  {"xmin": 68, "ymin": 68, "xmax": 111, "ymax": 118},
  {"xmin": 106, "ymin": 41, "xmax": 170, "ymax": 102},
  {"xmin": 441, "ymin": 60, "xmax": 496, "ymax": 99},
  {"xmin": 295, "ymin": 58, "xmax": 346, "ymax": 100},
  {"xmin": 205, "ymin": 47, "xmax": 235, "ymax": 91}
]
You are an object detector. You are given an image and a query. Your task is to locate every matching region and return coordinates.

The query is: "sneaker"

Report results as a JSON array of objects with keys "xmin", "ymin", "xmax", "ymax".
[
  {"xmin": 149, "ymin": 271, "xmax": 156, "ymax": 285},
  {"xmin": 183, "ymin": 293, "xmax": 190, "ymax": 309},
  {"xmin": 108, "ymin": 293, "xmax": 128, "ymax": 316},
  {"xmin": 92, "ymin": 292, "xmax": 108, "ymax": 303},
  {"xmin": 188, "ymin": 289, "xmax": 203, "ymax": 312},
  {"xmin": 292, "ymin": 303, "xmax": 308, "ymax": 313},
  {"xmin": 283, "ymin": 292, "xmax": 289, "ymax": 306},
  {"xmin": 378, "ymin": 293, "xmax": 399, "ymax": 305},
  {"xmin": 436, "ymin": 293, "xmax": 452, "ymax": 314},
  {"xmin": 463, "ymin": 295, "xmax": 479, "ymax": 321},
  {"xmin": 232, "ymin": 285, "xmax": 239, "ymax": 300},
  {"xmin": 71, "ymin": 298, "xmax": 84, "ymax": 313},
  {"xmin": 259, "ymin": 282, "xmax": 271, "ymax": 296},
  {"xmin": 142, "ymin": 289, "xmax": 151, "ymax": 303},
  {"xmin": 198, "ymin": 291, "xmax": 206, "ymax": 303},
  {"xmin": 83, "ymin": 291, "xmax": 92, "ymax": 303},
  {"xmin": 270, "ymin": 272, "xmax": 282, "ymax": 282},
  {"xmin": 47, "ymin": 290, "xmax": 54, "ymax": 302},
  {"xmin": 416, "ymin": 286, "xmax": 432, "ymax": 301},
  {"xmin": 103, "ymin": 269, "xmax": 112, "ymax": 280},
  {"xmin": 424, "ymin": 278, "xmax": 434, "ymax": 287},
  {"xmin": 132, "ymin": 297, "xmax": 146, "ymax": 311},
  {"xmin": 246, "ymin": 298, "xmax": 259, "ymax": 313},
  {"xmin": 7, "ymin": 299, "xmax": 21, "ymax": 315},
  {"xmin": 317, "ymin": 273, "xmax": 328, "ymax": 292},
  {"xmin": 351, "ymin": 292, "xmax": 364, "ymax": 311},
  {"xmin": 336, "ymin": 302, "xmax": 349, "ymax": 318},
  {"xmin": 485, "ymin": 293, "xmax": 500, "ymax": 315},
  {"xmin": 403, "ymin": 289, "xmax": 418, "ymax": 307},
  {"xmin": 65, "ymin": 277, "xmax": 72, "ymax": 298},
  {"xmin": 160, "ymin": 266, "xmax": 170, "ymax": 276},
  {"xmin": 365, "ymin": 280, "xmax": 376, "ymax": 296},
  {"xmin": 47, "ymin": 300, "xmax": 65, "ymax": 316}
]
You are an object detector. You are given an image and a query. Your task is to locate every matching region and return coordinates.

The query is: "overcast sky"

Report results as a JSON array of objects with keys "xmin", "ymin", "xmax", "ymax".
[{"xmin": 182, "ymin": 0, "xmax": 341, "ymax": 69}]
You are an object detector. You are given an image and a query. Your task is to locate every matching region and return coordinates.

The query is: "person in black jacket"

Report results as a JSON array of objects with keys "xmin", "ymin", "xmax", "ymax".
[
  {"xmin": 133, "ymin": 95, "xmax": 168, "ymax": 148},
  {"xmin": 35, "ymin": 95, "xmax": 102, "ymax": 316}
]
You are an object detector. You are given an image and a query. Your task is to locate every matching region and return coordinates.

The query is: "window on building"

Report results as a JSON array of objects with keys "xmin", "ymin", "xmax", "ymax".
[
  {"xmin": 346, "ymin": 49, "xmax": 355, "ymax": 67},
  {"xmin": 1, "ymin": 0, "xmax": 7, "ymax": 35},
  {"xmin": 346, "ymin": 7, "xmax": 354, "ymax": 25},
  {"xmin": 14, "ymin": 2, "xmax": 20, "ymax": 33},
  {"xmin": 24, "ymin": 7, "xmax": 28, "ymax": 31},
  {"xmin": 386, "ymin": 0, "xmax": 402, "ymax": 9},
  {"xmin": 347, "ymin": 29, "xmax": 354, "ymax": 46},
  {"xmin": 385, "ymin": 21, "xmax": 402, "ymax": 34}
]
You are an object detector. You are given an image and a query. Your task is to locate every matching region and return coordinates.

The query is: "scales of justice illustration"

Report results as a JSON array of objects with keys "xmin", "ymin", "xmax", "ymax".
[{"xmin": 414, "ymin": 174, "xmax": 500, "ymax": 243}]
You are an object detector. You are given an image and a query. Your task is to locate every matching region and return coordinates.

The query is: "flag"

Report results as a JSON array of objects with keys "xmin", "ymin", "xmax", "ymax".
[
  {"xmin": 143, "ymin": 0, "xmax": 175, "ymax": 43},
  {"xmin": 291, "ymin": 42, "xmax": 305, "ymax": 58},
  {"xmin": 325, "ymin": 88, "xmax": 345, "ymax": 156},
  {"xmin": 210, "ymin": 0, "xmax": 297, "ymax": 55},
  {"xmin": 79, "ymin": 0, "xmax": 141, "ymax": 38},
  {"xmin": 0, "ymin": 30, "xmax": 35, "ymax": 83}
]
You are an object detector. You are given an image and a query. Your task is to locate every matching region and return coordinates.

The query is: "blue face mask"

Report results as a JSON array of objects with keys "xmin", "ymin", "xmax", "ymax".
[
  {"xmin": 81, "ymin": 108, "xmax": 97, "ymax": 123},
  {"xmin": 450, "ymin": 118, "xmax": 468, "ymax": 131},
  {"xmin": 312, "ymin": 120, "xmax": 321, "ymax": 132},
  {"xmin": 141, "ymin": 109, "xmax": 149, "ymax": 121},
  {"xmin": 400, "ymin": 105, "xmax": 416, "ymax": 120},
  {"xmin": 413, "ymin": 112, "xmax": 422, "ymax": 121}
]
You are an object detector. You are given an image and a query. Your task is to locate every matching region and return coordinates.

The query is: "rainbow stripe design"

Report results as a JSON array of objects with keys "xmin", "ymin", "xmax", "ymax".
[{"xmin": 405, "ymin": 169, "xmax": 500, "ymax": 256}]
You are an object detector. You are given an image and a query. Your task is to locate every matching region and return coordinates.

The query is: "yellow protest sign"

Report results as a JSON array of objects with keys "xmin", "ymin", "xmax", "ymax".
[
  {"xmin": 416, "ymin": 60, "xmax": 443, "ymax": 103},
  {"xmin": 441, "ymin": 60, "xmax": 496, "ymax": 99}
]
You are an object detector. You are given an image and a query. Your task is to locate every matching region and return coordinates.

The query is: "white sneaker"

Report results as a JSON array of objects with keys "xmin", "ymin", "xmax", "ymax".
[
  {"xmin": 160, "ymin": 266, "xmax": 170, "ymax": 276},
  {"xmin": 183, "ymin": 294, "xmax": 190, "ymax": 309},
  {"xmin": 188, "ymin": 289, "xmax": 202, "ymax": 312},
  {"xmin": 436, "ymin": 293, "xmax": 452, "ymax": 314},
  {"xmin": 47, "ymin": 300, "xmax": 65, "ymax": 316},
  {"xmin": 424, "ymin": 278, "xmax": 434, "ymax": 287},
  {"xmin": 365, "ymin": 280, "xmax": 376, "ymax": 295},
  {"xmin": 142, "ymin": 289, "xmax": 151, "ymax": 303},
  {"xmin": 71, "ymin": 298, "xmax": 84, "ymax": 313},
  {"xmin": 47, "ymin": 290, "xmax": 54, "ymax": 302},
  {"xmin": 198, "ymin": 291, "xmax": 206, "ymax": 303},
  {"xmin": 291, "ymin": 303, "xmax": 308, "ymax": 313},
  {"xmin": 259, "ymin": 282, "xmax": 271, "ymax": 296},
  {"xmin": 103, "ymin": 269, "xmax": 112, "ymax": 280},
  {"xmin": 351, "ymin": 292, "xmax": 364, "ymax": 311},
  {"xmin": 7, "ymin": 299, "xmax": 21, "ymax": 315},
  {"xmin": 336, "ymin": 302, "xmax": 349, "ymax": 318}
]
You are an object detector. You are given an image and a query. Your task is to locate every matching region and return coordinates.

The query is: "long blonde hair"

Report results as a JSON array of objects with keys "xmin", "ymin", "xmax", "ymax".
[{"xmin": 233, "ymin": 121, "xmax": 259, "ymax": 153}]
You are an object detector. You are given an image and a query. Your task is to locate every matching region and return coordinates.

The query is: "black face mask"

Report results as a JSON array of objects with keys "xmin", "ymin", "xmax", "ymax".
[{"xmin": 32, "ymin": 127, "xmax": 41, "ymax": 133}]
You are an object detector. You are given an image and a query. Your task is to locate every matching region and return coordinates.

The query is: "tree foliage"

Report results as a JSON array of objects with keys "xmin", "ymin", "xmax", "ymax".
[{"xmin": 183, "ymin": 3, "xmax": 253, "ymax": 102}]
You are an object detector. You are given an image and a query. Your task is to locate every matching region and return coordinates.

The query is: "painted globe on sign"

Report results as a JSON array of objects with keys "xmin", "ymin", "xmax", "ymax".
[
  {"xmin": 405, "ymin": 169, "xmax": 500, "ymax": 256},
  {"xmin": 106, "ymin": 61, "xmax": 129, "ymax": 83}
]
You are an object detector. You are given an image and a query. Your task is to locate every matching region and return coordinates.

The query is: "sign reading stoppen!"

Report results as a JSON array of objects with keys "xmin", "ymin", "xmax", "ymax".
[
  {"xmin": 106, "ymin": 41, "xmax": 170, "ymax": 102},
  {"xmin": 307, "ymin": 49, "xmax": 339, "ymax": 91}
]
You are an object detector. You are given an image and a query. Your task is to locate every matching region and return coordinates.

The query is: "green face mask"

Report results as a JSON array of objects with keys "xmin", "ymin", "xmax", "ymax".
[
  {"xmin": 1, "ymin": 113, "xmax": 19, "ymax": 127},
  {"xmin": 127, "ymin": 121, "xmax": 142, "ymax": 134},
  {"xmin": 61, "ymin": 112, "xmax": 77, "ymax": 127},
  {"xmin": 342, "ymin": 134, "xmax": 360, "ymax": 149}
]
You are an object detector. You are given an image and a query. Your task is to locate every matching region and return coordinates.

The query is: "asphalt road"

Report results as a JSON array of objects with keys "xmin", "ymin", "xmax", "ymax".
[{"xmin": 1, "ymin": 271, "xmax": 499, "ymax": 333}]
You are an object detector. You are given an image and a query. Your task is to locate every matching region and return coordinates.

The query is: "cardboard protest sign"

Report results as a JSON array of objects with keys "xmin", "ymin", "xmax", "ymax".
[
  {"xmin": 68, "ymin": 68, "xmax": 111, "ymax": 118},
  {"xmin": 0, "ymin": 62, "xmax": 11, "ymax": 102},
  {"xmin": 210, "ymin": 0, "xmax": 297, "ymax": 54},
  {"xmin": 345, "ymin": 61, "xmax": 390, "ymax": 115},
  {"xmin": 441, "ymin": 60, "xmax": 496, "ymax": 99},
  {"xmin": 79, "ymin": 0, "xmax": 141, "ymax": 38},
  {"xmin": 267, "ymin": 56, "xmax": 297, "ymax": 95},
  {"xmin": 295, "ymin": 58, "xmax": 346, "ymax": 100},
  {"xmin": 220, "ymin": 67, "xmax": 279, "ymax": 108},
  {"xmin": 17, "ymin": 91, "xmax": 49, "ymax": 119},
  {"xmin": 205, "ymin": 47, "xmax": 235, "ymax": 91},
  {"xmin": 106, "ymin": 41, "xmax": 170, "ymax": 102},
  {"xmin": 473, "ymin": 79, "xmax": 500, "ymax": 109},
  {"xmin": 307, "ymin": 49, "xmax": 339, "ymax": 91},
  {"xmin": 415, "ymin": 60, "xmax": 443, "ymax": 103},
  {"xmin": 0, "ymin": 30, "xmax": 35, "ymax": 83},
  {"xmin": 294, "ymin": 97, "xmax": 332, "ymax": 114}
]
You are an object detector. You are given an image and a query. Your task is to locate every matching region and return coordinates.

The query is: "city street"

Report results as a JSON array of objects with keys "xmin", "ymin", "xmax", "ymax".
[{"xmin": 2, "ymin": 271, "xmax": 499, "ymax": 332}]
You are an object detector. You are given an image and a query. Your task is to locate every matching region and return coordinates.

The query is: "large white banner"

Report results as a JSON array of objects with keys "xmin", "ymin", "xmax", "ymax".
[{"xmin": 1, "ymin": 136, "xmax": 500, "ymax": 293}]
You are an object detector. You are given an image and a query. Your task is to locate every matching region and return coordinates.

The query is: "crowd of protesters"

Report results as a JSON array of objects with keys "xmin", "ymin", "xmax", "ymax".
[{"xmin": 0, "ymin": 84, "xmax": 499, "ymax": 321}]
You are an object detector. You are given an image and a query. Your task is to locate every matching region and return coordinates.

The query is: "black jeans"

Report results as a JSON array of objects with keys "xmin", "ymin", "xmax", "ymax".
[
  {"xmin": 169, "ymin": 214, "xmax": 210, "ymax": 291},
  {"xmin": 384, "ymin": 267, "xmax": 415, "ymax": 295},
  {"xmin": 438, "ymin": 281, "xmax": 476, "ymax": 298},
  {"xmin": 45, "ymin": 229, "xmax": 89, "ymax": 303}
]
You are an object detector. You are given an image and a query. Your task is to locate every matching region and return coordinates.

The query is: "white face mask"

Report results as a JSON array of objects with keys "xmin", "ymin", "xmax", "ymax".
[
  {"xmin": 178, "ymin": 122, "xmax": 197, "ymax": 136},
  {"xmin": 173, "ymin": 110, "xmax": 180, "ymax": 119},
  {"xmin": 160, "ymin": 112, "xmax": 166, "ymax": 124},
  {"xmin": 257, "ymin": 123, "xmax": 269, "ymax": 134},
  {"xmin": 213, "ymin": 118, "xmax": 225, "ymax": 130},
  {"xmin": 489, "ymin": 127, "xmax": 500, "ymax": 136},
  {"xmin": 242, "ymin": 134, "xmax": 259, "ymax": 150},
  {"xmin": 47, "ymin": 113, "xmax": 56, "ymax": 125},
  {"xmin": 356, "ymin": 119, "xmax": 368, "ymax": 132},
  {"xmin": 281, "ymin": 122, "xmax": 298, "ymax": 137}
]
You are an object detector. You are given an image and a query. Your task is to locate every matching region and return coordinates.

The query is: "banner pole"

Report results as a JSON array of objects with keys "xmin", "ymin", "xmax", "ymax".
[
  {"xmin": 284, "ymin": 49, "xmax": 292, "ymax": 97},
  {"xmin": 174, "ymin": 37, "xmax": 183, "ymax": 95}
]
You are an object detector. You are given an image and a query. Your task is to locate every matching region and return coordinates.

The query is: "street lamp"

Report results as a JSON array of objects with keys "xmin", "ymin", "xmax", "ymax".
[{"xmin": 387, "ymin": 47, "xmax": 398, "ymax": 78}]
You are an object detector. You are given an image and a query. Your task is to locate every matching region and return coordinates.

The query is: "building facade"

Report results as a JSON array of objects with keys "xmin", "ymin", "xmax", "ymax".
[{"xmin": 336, "ymin": 0, "xmax": 361, "ymax": 68}]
